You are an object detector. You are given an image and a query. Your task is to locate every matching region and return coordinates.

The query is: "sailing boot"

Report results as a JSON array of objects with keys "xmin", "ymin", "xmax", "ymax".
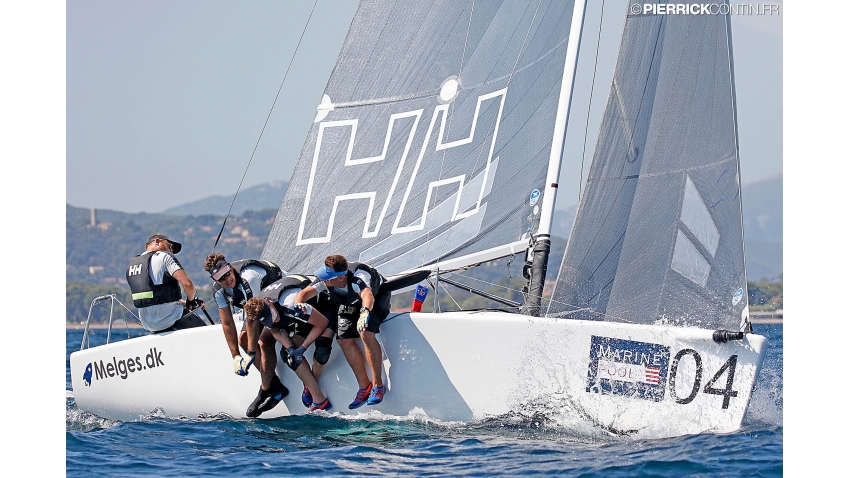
[{"xmin": 246, "ymin": 376, "xmax": 289, "ymax": 418}]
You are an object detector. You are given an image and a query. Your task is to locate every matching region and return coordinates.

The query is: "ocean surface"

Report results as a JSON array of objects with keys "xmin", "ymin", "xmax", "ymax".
[{"xmin": 66, "ymin": 324, "xmax": 783, "ymax": 477}]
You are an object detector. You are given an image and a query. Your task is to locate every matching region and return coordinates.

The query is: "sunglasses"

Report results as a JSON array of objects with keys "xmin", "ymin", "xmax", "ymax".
[{"xmin": 216, "ymin": 270, "xmax": 233, "ymax": 282}]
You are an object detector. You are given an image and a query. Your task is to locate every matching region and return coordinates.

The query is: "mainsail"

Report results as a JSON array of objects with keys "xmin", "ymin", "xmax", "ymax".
[
  {"xmin": 263, "ymin": 0, "xmax": 579, "ymax": 276},
  {"xmin": 547, "ymin": 1, "xmax": 749, "ymax": 331}
]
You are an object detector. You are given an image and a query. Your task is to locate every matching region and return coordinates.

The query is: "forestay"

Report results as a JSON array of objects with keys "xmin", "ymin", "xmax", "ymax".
[
  {"xmin": 547, "ymin": 1, "xmax": 749, "ymax": 331},
  {"xmin": 263, "ymin": 0, "xmax": 578, "ymax": 276}
]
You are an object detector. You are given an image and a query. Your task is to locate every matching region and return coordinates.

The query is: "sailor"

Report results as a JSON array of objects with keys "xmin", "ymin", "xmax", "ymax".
[
  {"xmin": 294, "ymin": 255, "xmax": 391, "ymax": 409},
  {"xmin": 243, "ymin": 276, "xmax": 334, "ymax": 412},
  {"xmin": 203, "ymin": 253, "xmax": 287, "ymax": 418},
  {"xmin": 126, "ymin": 234, "xmax": 206, "ymax": 333},
  {"xmin": 253, "ymin": 274, "xmax": 339, "ymax": 409}
]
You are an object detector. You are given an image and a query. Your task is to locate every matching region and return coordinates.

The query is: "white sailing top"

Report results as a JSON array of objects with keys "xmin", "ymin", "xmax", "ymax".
[{"xmin": 138, "ymin": 251, "xmax": 184, "ymax": 332}]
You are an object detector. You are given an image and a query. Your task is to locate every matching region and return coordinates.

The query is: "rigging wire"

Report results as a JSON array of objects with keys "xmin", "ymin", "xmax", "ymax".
[
  {"xmin": 429, "ymin": 0, "xmax": 544, "ymax": 265},
  {"xmin": 444, "ymin": 268, "xmax": 629, "ymax": 320},
  {"xmin": 577, "ymin": 0, "xmax": 606, "ymax": 205},
  {"xmin": 422, "ymin": 0, "xmax": 477, "ymax": 268},
  {"xmin": 212, "ymin": 0, "xmax": 320, "ymax": 253}
]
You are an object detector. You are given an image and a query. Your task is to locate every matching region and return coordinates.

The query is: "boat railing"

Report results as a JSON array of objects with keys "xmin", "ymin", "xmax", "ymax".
[{"xmin": 80, "ymin": 294, "xmax": 142, "ymax": 351}]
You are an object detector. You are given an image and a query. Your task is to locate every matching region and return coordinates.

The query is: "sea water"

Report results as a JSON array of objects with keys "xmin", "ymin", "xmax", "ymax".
[{"xmin": 66, "ymin": 324, "xmax": 782, "ymax": 477}]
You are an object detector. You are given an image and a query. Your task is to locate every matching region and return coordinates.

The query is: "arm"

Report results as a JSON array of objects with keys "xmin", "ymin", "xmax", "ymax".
[
  {"xmin": 294, "ymin": 285, "xmax": 318, "ymax": 304},
  {"xmin": 359, "ymin": 286, "xmax": 375, "ymax": 311},
  {"xmin": 219, "ymin": 306, "xmax": 241, "ymax": 358},
  {"xmin": 300, "ymin": 309, "xmax": 330, "ymax": 350},
  {"xmin": 245, "ymin": 317, "xmax": 262, "ymax": 355},
  {"xmin": 171, "ymin": 269, "xmax": 196, "ymax": 301}
]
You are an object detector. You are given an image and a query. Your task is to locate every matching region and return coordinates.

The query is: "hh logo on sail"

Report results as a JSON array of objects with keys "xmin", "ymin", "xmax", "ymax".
[
  {"xmin": 297, "ymin": 87, "xmax": 506, "ymax": 245},
  {"xmin": 586, "ymin": 336, "xmax": 670, "ymax": 402}
]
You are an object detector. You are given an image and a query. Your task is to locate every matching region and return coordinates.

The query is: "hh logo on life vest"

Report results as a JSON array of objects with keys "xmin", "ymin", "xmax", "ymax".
[
  {"xmin": 586, "ymin": 336, "xmax": 670, "ymax": 402},
  {"xmin": 128, "ymin": 264, "xmax": 142, "ymax": 276}
]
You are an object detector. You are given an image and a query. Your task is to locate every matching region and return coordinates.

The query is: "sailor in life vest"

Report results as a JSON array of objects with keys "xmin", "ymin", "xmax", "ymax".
[
  {"xmin": 243, "ymin": 276, "xmax": 335, "ymax": 412},
  {"xmin": 203, "ymin": 253, "xmax": 288, "ymax": 417},
  {"xmin": 126, "ymin": 234, "xmax": 206, "ymax": 333},
  {"xmin": 294, "ymin": 255, "xmax": 391, "ymax": 409}
]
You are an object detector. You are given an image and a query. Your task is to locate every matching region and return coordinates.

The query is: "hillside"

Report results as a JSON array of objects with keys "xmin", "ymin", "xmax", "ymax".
[
  {"xmin": 67, "ymin": 174, "xmax": 782, "ymax": 322},
  {"xmin": 548, "ymin": 174, "xmax": 782, "ymax": 281},
  {"xmin": 65, "ymin": 205, "xmax": 278, "ymax": 323},
  {"xmin": 161, "ymin": 181, "xmax": 288, "ymax": 217}
]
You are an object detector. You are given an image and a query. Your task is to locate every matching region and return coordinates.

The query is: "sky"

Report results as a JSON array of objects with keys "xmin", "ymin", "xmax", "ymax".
[
  {"xmin": 9, "ymin": 0, "xmax": 850, "ymax": 473},
  {"xmin": 64, "ymin": 0, "xmax": 783, "ymax": 214}
]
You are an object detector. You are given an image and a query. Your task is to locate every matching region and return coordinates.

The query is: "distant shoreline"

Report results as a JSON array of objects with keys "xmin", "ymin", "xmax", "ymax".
[
  {"xmin": 66, "ymin": 323, "xmax": 144, "ymax": 330},
  {"xmin": 68, "ymin": 316, "xmax": 783, "ymax": 329}
]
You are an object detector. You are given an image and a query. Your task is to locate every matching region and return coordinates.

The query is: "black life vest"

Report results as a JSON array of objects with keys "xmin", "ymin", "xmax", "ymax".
[
  {"xmin": 256, "ymin": 274, "xmax": 315, "ymax": 328},
  {"xmin": 211, "ymin": 259, "xmax": 283, "ymax": 309},
  {"xmin": 327, "ymin": 262, "xmax": 384, "ymax": 316},
  {"xmin": 126, "ymin": 252, "xmax": 183, "ymax": 308},
  {"xmin": 348, "ymin": 261, "xmax": 384, "ymax": 292},
  {"xmin": 259, "ymin": 274, "xmax": 314, "ymax": 301}
]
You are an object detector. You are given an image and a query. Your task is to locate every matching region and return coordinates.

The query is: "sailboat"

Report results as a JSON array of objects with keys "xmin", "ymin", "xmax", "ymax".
[{"xmin": 70, "ymin": 0, "xmax": 767, "ymax": 439}]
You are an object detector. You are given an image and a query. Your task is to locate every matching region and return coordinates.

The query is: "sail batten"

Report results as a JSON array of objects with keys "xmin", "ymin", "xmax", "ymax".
[{"xmin": 547, "ymin": 1, "xmax": 748, "ymax": 331}]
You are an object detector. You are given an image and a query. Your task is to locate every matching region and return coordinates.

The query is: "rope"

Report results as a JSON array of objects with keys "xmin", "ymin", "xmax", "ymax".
[{"xmin": 212, "ymin": 0, "xmax": 320, "ymax": 252}]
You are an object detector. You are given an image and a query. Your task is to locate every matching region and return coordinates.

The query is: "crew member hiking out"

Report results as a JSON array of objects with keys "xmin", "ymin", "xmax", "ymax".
[
  {"xmin": 243, "ymin": 276, "xmax": 334, "ymax": 412},
  {"xmin": 204, "ymin": 253, "xmax": 287, "ymax": 418},
  {"xmin": 295, "ymin": 255, "xmax": 391, "ymax": 409}
]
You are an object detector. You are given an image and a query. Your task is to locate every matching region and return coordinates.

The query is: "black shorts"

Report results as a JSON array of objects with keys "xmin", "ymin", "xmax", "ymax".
[
  {"xmin": 337, "ymin": 291, "xmax": 391, "ymax": 340},
  {"xmin": 313, "ymin": 298, "xmax": 340, "ymax": 334}
]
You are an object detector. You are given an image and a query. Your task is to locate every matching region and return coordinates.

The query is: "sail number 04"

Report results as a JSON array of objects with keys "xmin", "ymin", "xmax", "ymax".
[{"xmin": 669, "ymin": 349, "xmax": 739, "ymax": 409}]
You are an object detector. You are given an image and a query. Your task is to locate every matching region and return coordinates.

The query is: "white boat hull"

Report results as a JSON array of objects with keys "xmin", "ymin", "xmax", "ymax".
[{"xmin": 70, "ymin": 311, "xmax": 766, "ymax": 438}]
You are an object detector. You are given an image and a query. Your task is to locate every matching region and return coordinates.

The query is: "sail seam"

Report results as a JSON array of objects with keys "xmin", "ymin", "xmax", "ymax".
[
  {"xmin": 584, "ymin": 154, "xmax": 738, "ymax": 182},
  {"xmin": 428, "ymin": 0, "xmax": 545, "ymax": 268},
  {"xmin": 326, "ymin": 37, "xmax": 570, "ymax": 111}
]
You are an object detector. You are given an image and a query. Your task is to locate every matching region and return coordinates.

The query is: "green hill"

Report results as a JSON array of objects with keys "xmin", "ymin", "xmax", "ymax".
[{"xmin": 66, "ymin": 174, "xmax": 783, "ymax": 324}]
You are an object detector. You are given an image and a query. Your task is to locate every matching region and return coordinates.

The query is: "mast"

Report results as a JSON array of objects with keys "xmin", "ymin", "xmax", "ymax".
[{"xmin": 521, "ymin": 0, "xmax": 588, "ymax": 316}]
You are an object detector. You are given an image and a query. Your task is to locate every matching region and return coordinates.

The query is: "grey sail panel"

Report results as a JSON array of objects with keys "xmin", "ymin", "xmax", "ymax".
[
  {"xmin": 263, "ymin": 0, "xmax": 577, "ymax": 276},
  {"xmin": 547, "ymin": 3, "xmax": 748, "ymax": 330}
]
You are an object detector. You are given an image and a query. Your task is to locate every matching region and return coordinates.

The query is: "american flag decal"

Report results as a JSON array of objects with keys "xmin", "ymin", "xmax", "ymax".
[
  {"xmin": 645, "ymin": 366, "xmax": 660, "ymax": 384},
  {"xmin": 586, "ymin": 336, "xmax": 671, "ymax": 402}
]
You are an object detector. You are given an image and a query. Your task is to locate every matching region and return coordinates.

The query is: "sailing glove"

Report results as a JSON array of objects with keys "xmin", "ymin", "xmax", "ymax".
[
  {"xmin": 285, "ymin": 346, "xmax": 306, "ymax": 371},
  {"xmin": 357, "ymin": 307, "xmax": 370, "ymax": 333},
  {"xmin": 293, "ymin": 302, "xmax": 313, "ymax": 319},
  {"xmin": 186, "ymin": 298, "xmax": 205, "ymax": 311},
  {"xmin": 233, "ymin": 352, "xmax": 255, "ymax": 376}
]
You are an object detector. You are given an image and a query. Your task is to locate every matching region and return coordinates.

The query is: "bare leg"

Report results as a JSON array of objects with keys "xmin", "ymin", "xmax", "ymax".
[
  {"xmin": 338, "ymin": 338, "xmax": 371, "ymax": 389},
  {"xmin": 360, "ymin": 331, "xmax": 384, "ymax": 388},
  {"xmin": 281, "ymin": 334, "xmax": 327, "ymax": 403},
  {"xmin": 294, "ymin": 362, "xmax": 326, "ymax": 403},
  {"xmin": 257, "ymin": 328, "xmax": 278, "ymax": 390}
]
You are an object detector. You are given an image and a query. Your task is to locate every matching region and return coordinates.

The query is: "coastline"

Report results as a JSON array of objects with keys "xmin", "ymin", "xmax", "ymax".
[
  {"xmin": 66, "ymin": 323, "xmax": 144, "ymax": 330},
  {"xmin": 67, "ymin": 314, "xmax": 783, "ymax": 329},
  {"xmin": 750, "ymin": 309, "xmax": 783, "ymax": 324}
]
